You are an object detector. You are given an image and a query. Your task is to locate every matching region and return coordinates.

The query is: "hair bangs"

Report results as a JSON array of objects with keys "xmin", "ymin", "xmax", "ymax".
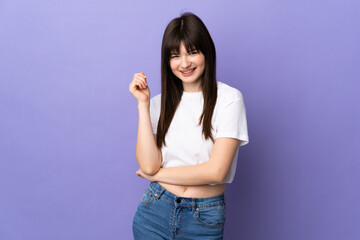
[{"xmin": 164, "ymin": 28, "xmax": 202, "ymax": 60}]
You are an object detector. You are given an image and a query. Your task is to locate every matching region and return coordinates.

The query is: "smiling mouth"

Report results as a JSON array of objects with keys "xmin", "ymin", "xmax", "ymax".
[{"xmin": 180, "ymin": 68, "xmax": 196, "ymax": 74}]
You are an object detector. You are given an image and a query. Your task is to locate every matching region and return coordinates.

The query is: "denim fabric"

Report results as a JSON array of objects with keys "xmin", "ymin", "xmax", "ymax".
[{"xmin": 133, "ymin": 182, "xmax": 226, "ymax": 240}]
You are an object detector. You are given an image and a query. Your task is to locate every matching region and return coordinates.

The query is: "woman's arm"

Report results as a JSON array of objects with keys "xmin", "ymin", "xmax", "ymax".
[
  {"xmin": 129, "ymin": 72, "xmax": 161, "ymax": 175},
  {"xmin": 136, "ymin": 137, "xmax": 240, "ymax": 185},
  {"xmin": 136, "ymin": 103, "xmax": 162, "ymax": 175}
]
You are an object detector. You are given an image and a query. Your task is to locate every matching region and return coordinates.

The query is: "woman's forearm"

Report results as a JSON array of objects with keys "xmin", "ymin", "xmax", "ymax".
[
  {"xmin": 136, "ymin": 102, "xmax": 161, "ymax": 175},
  {"xmin": 153, "ymin": 162, "xmax": 222, "ymax": 185},
  {"xmin": 137, "ymin": 138, "xmax": 240, "ymax": 185}
]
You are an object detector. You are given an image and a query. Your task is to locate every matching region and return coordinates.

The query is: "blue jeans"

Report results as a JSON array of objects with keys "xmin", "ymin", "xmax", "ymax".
[{"xmin": 133, "ymin": 182, "xmax": 226, "ymax": 240}]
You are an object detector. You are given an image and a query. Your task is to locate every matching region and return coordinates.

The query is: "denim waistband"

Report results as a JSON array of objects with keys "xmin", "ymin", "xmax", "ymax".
[{"xmin": 148, "ymin": 182, "xmax": 225, "ymax": 210}]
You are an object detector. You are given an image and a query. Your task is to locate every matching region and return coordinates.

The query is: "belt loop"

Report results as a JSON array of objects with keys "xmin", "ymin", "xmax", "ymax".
[{"xmin": 192, "ymin": 198, "xmax": 196, "ymax": 212}]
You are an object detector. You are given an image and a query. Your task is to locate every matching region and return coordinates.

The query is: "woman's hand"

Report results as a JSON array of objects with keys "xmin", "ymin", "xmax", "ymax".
[
  {"xmin": 129, "ymin": 72, "xmax": 150, "ymax": 104},
  {"xmin": 136, "ymin": 168, "xmax": 157, "ymax": 182}
]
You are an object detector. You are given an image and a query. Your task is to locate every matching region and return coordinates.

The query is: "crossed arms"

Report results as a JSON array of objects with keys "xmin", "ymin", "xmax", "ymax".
[{"xmin": 136, "ymin": 103, "xmax": 240, "ymax": 185}]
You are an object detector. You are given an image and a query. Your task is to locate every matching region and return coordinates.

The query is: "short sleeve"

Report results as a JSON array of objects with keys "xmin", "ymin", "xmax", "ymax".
[
  {"xmin": 215, "ymin": 94, "xmax": 249, "ymax": 146},
  {"xmin": 149, "ymin": 95, "xmax": 160, "ymax": 134}
]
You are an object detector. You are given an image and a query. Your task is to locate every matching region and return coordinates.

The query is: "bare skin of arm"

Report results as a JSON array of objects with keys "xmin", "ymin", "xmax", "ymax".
[
  {"xmin": 129, "ymin": 72, "xmax": 161, "ymax": 175},
  {"xmin": 137, "ymin": 137, "xmax": 240, "ymax": 186}
]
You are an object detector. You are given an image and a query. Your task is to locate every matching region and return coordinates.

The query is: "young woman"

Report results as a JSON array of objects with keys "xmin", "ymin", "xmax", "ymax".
[{"xmin": 129, "ymin": 12, "xmax": 249, "ymax": 240}]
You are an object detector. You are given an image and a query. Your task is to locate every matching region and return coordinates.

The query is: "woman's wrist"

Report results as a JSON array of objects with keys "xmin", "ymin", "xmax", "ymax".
[
  {"xmin": 151, "ymin": 169, "xmax": 160, "ymax": 182},
  {"xmin": 138, "ymin": 101, "xmax": 150, "ymax": 110}
]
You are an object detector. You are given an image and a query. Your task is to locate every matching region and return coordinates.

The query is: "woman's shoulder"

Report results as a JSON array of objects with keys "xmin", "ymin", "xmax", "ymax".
[
  {"xmin": 216, "ymin": 81, "xmax": 244, "ymax": 103},
  {"xmin": 149, "ymin": 94, "xmax": 162, "ymax": 116},
  {"xmin": 150, "ymin": 93, "xmax": 161, "ymax": 105}
]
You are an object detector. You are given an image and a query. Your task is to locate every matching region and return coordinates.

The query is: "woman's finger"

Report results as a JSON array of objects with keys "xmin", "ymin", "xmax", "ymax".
[
  {"xmin": 134, "ymin": 76, "xmax": 148, "ymax": 86},
  {"xmin": 130, "ymin": 78, "xmax": 143, "ymax": 88},
  {"xmin": 139, "ymin": 72, "xmax": 147, "ymax": 78},
  {"xmin": 134, "ymin": 79, "xmax": 146, "ymax": 89},
  {"xmin": 136, "ymin": 170, "xmax": 144, "ymax": 178},
  {"xmin": 129, "ymin": 80, "xmax": 142, "ymax": 91},
  {"xmin": 135, "ymin": 72, "xmax": 147, "ymax": 81}
]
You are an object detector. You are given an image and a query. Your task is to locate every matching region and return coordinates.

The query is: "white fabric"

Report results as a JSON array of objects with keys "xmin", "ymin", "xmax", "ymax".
[{"xmin": 149, "ymin": 81, "xmax": 249, "ymax": 184}]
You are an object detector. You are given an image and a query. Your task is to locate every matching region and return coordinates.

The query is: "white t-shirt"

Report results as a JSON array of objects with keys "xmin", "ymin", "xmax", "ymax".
[{"xmin": 149, "ymin": 81, "xmax": 249, "ymax": 184}]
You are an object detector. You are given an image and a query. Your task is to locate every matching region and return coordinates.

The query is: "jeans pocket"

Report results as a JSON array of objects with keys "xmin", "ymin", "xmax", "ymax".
[
  {"xmin": 194, "ymin": 204, "xmax": 226, "ymax": 228},
  {"xmin": 140, "ymin": 187, "xmax": 155, "ymax": 205}
]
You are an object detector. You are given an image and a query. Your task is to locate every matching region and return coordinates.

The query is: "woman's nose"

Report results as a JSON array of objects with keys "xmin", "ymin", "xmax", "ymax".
[{"xmin": 180, "ymin": 56, "xmax": 191, "ymax": 68}]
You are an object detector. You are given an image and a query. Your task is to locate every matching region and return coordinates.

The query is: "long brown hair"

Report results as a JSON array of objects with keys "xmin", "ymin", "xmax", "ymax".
[{"xmin": 156, "ymin": 12, "xmax": 218, "ymax": 148}]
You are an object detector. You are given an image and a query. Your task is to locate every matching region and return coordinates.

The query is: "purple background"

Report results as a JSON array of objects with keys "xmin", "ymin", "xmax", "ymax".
[{"xmin": 1, "ymin": 0, "xmax": 359, "ymax": 239}]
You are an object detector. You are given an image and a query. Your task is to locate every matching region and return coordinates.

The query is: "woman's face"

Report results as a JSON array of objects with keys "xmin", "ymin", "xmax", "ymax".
[{"xmin": 169, "ymin": 41, "xmax": 205, "ymax": 92}]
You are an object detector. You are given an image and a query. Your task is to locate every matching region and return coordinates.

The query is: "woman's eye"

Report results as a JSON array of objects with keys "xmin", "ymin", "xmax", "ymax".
[
  {"xmin": 190, "ymin": 51, "xmax": 198, "ymax": 55},
  {"xmin": 170, "ymin": 55, "xmax": 179, "ymax": 58}
]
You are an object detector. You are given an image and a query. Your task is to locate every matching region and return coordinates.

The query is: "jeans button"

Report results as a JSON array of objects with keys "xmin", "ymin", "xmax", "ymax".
[{"xmin": 176, "ymin": 198, "xmax": 181, "ymax": 203}]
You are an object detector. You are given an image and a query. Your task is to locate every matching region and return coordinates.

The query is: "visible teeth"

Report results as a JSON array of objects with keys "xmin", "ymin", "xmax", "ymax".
[{"xmin": 183, "ymin": 68, "xmax": 195, "ymax": 73}]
